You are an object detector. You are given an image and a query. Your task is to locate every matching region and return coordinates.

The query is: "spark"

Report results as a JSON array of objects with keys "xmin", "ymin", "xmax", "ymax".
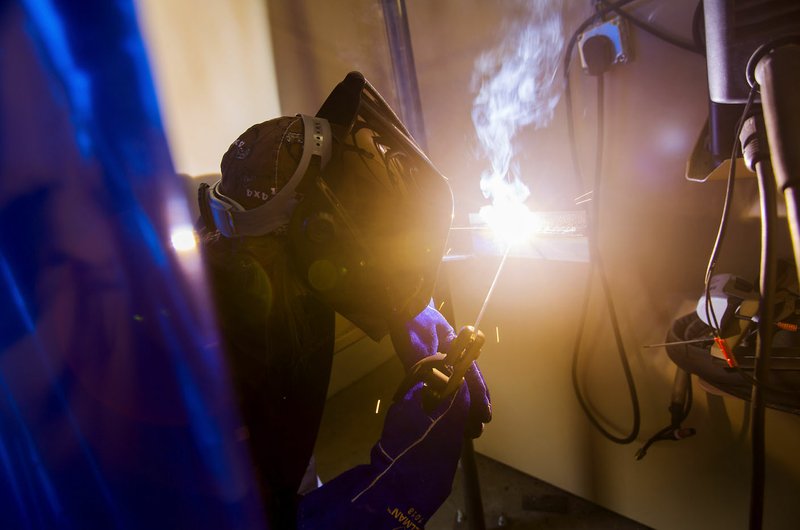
[
  {"xmin": 495, "ymin": 326, "xmax": 500, "ymax": 343},
  {"xmin": 375, "ymin": 399, "xmax": 381, "ymax": 414},
  {"xmin": 574, "ymin": 190, "xmax": 593, "ymax": 205}
]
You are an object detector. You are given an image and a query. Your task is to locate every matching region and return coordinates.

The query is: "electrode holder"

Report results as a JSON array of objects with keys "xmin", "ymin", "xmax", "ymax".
[{"xmin": 394, "ymin": 326, "xmax": 485, "ymax": 410}]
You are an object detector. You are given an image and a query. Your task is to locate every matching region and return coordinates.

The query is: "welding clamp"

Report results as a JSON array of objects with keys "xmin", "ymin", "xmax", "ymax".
[{"xmin": 394, "ymin": 325, "xmax": 486, "ymax": 411}]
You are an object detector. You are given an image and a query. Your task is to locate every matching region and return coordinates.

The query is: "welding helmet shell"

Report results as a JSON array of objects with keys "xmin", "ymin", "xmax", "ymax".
[
  {"xmin": 288, "ymin": 72, "xmax": 453, "ymax": 340},
  {"xmin": 201, "ymin": 72, "xmax": 453, "ymax": 341}
]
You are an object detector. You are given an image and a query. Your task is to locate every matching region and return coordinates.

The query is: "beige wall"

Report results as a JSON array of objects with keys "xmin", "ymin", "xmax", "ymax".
[
  {"xmin": 265, "ymin": 1, "xmax": 800, "ymax": 529},
  {"xmin": 135, "ymin": 0, "xmax": 281, "ymax": 177}
]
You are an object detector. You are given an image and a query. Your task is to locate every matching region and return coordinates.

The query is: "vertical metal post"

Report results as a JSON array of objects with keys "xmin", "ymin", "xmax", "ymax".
[
  {"xmin": 458, "ymin": 438, "xmax": 487, "ymax": 530},
  {"xmin": 380, "ymin": 0, "xmax": 429, "ymax": 151}
]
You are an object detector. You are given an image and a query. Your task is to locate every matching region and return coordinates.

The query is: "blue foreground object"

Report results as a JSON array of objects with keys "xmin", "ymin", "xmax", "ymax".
[{"xmin": 0, "ymin": 1, "xmax": 265, "ymax": 528}]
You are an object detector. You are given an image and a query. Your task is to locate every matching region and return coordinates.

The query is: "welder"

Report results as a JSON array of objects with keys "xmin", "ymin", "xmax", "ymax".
[{"xmin": 197, "ymin": 71, "xmax": 492, "ymax": 529}]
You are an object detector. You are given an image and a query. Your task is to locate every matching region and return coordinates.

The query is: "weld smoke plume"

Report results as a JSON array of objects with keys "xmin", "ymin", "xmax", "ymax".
[{"xmin": 471, "ymin": 0, "xmax": 565, "ymax": 213}]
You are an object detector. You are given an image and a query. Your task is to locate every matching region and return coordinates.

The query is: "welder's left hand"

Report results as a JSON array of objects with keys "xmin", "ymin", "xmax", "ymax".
[
  {"xmin": 389, "ymin": 303, "xmax": 492, "ymax": 438},
  {"xmin": 298, "ymin": 381, "xmax": 470, "ymax": 529}
]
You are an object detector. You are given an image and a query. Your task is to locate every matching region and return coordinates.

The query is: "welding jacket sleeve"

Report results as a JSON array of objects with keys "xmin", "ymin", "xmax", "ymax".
[{"xmin": 297, "ymin": 381, "xmax": 470, "ymax": 529}]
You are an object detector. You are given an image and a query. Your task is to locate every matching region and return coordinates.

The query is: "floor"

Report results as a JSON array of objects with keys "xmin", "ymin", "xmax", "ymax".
[{"xmin": 313, "ymin": 359, "xmax": 651, "ymax": 530}]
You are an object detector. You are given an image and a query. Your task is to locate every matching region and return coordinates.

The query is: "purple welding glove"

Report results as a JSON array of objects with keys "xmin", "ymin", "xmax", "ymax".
[
  {"xmin": 297, "ymin": 382, "xmax": 470, "ymax": 529},
  {"xmin": 390, "ymin": 303, "xmax": 492, "ymax": 438}
]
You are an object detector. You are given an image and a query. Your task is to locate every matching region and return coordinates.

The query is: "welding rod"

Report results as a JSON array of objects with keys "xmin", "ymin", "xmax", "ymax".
[
  {"xmin": 643, "ymin": 338, "xmax": 715, "ymax": 349},
  {"xmin": 473, "ymin": 246, "xmax": 511, "ymax": 330}
]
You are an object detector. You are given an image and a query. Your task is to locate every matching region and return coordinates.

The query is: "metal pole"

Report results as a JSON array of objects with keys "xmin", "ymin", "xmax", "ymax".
[{"xmin": 380, "ymin": 0, "xmax": 429, "ymax": 151}]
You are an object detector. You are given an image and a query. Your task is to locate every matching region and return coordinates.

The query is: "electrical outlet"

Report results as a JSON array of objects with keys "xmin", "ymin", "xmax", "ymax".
[{"xmin": 577, "ymin": 16, "xmax": 632, "ymax": 71}]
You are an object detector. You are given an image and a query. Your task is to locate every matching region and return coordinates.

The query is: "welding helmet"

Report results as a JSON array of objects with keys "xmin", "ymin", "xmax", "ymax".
[{"xmin": 200, "ymin": 72, "xmax": 453, "ymax": 340}]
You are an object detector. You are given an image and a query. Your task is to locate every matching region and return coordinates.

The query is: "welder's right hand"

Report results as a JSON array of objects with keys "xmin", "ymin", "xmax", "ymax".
[{"xmin": 389, "ymin": 304, "xmax": 492, "ymax": 439}]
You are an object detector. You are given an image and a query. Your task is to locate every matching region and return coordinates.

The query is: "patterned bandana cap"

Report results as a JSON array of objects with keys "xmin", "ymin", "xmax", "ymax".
[{"xmin": 218, "ymin": 116, "xmax": 305, "ymax": 211}]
